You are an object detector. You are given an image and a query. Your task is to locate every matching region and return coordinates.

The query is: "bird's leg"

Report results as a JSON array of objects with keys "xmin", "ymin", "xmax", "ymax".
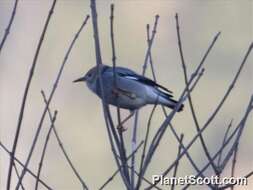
[{"xmin": 117, "ymin": 110, "xmax": 135, "ymax": 132}]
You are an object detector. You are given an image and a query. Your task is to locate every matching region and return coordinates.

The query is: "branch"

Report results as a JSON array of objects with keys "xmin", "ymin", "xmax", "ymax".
[
  {"xmin": 142, "ymin": 15, "xmax": 159, "ymax": 75},
  {"xmin": 182, "ymin": 95, "xmax": 253, "ymax": 190},
  {"xmin": 7, "ymin": 1, "xmax": 57, "ymax": 189},
  {"xmin": 99, "ymin": 141, "xmax": 144, "ymax": 190},
  {"xmin": 143, "ymin": 32, "xmax": 223, "ymax": 189},
  {"xmin": 219, "ymin": 97, "xmax": 252, "ymax": 172},
  {"xmin": 175, "ymin": 13, "xmax": 219, "ymax": 174},
  {"xmin": 0, "ymin": 142, "xmax": 53, "ymax": 190},
  {"xmin": 230, "ymin": 143, "xmax": 239, "ymax": 190},
  {"xmin": 90, "ymin": 0, "xmax": 131, "ymax": 188},
  {"xmin": 171, "ymin": 134, "xmax": 184, "ymax": 190},
  {"xmin": 110, "ymin": 3, "xmax": 130, "ymax": 183},
  {"xmin": 35, "ymin": 110, "xmax": 58, "ymax": 190},
  {"xmin": 136, "ymin": 104, "xmax": 157, "ymax": 188},
  {"xmin": 0, "ymin": 0, "xmax": 19, "ymax": 54},
  {"xmin": 13, "ymin": 163, "xmax": 25, "ymax": 190},
  {"xmin": 217, "ymin": 119, "xmax": 233, "ymax": 168},
  {"xmin": 15, "ymin": 13, "xmax": 90, "ymax": 190},
  {"xmin": 135, "ymin": 15, "xmax": 160, "ymax": 189},
  {"xmin": 41, "ymin": 91, "xmax": 88, "ymax": 190}
]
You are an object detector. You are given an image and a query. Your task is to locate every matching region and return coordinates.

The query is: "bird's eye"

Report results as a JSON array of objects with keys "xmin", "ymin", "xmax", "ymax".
[{"xmin": 88, "ymin": 73, "xmax": 92, "ymax": 77}]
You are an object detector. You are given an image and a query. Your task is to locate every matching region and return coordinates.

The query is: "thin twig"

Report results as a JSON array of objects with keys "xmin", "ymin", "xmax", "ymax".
[
  {"xmin": 41, "ymin": 90, "xmax": 88, "ymax": 190},
  {"xmin": 175, "ymin": 13, "xmax": 219, "ymax": 174},
  {"xmin": 171, "ymin": 134, "xmax": 184, "ymax": 190},
  {"xmin": 182, "ymin": 96, "xmax": 253, "ymax": 190},
  {"xmin": 146, "ymin": 24, "xmax": 157, "ymax": 81},
  {"xmin": 110, "ymin": 3, "xmax": 130, "ymax": 183},
  {"xmin": 0, "ymin": 142, "xmax": 53, "ymax": 190},
  {"xmin": 99, "ymin": 141, "xmax": 144, "ymax": 190},
  {"xmin": 7, "ymin": 1, "xmax": 57, "ymax": 189},
  {"xmin": 90, "ymin": 0, "xmax": 131, "ymax": 188},
  {"xmin": 217, "ymin": 119, "xmax": 233, "ymax": 168},
  {"xmin": 137, "ymin": 104, "xmax": 157, "ymax": 188},
  {"xmin": 141, "ymin": 21, "xmax": 210, "ymax": 189},
  {"xmin": 15, "ymin": 13, "xmax": 90, "ymax": 190},
  {"xmin": 147, "ymin": 34, "xmax": 253, "ymax": 190},
  {"xmin": 219, "ymin": 98, "xmax": 252, "ymax": 172},
  {"xmin": 144, "ymin": 32, "xmax": 222, "ymax": 189},
  {"xmin": 145, "ymin": 27, "xmax": 209, "ymax": 186},
  {"xmin": 142, "ymin": 15, "xmax": 159, "ymax": 76},
  {"xmin": 0, "ymin": 0, "xmax": 19, "ymax": 54},
  {"xmin": 230, "ymin": 143, "xmax": 239, "ymax": 190},
  {"xmin": 135, "ymin": 15, "xmax": 160, "ymax": 190},
  {"xmin": 35, "ymin": 110, "xmax": 58, "ymax": 190},
  {"xmin": 13, "ymin": 163, "xmax": 25, "ymax": 190},
  {"xmin": 127, "ymin": 166, "xmax": 163, "ymax": 190}
]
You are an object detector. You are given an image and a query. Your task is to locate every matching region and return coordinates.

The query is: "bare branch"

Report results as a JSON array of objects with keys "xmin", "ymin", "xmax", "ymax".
[
  {"xmin": 230, "ymin": 143, "xmax": 239, "ymax": 190},
  {"xmin": 175, "ymin": 13, "xmax": 219, "ymax": 174},
  {"xmin": 217, "ymin": 119, "xmax": 233, "ymax": 168},
  {"xmin": 90, "ymin": 0, "xmax": 131, "ymax": 188},
  {"xmin": 41, "ymin": 91, "xmax": 88, "ymax": 190},
  {"xmin": 7, "ymin": 1, "xmax": 57, "ymax": 189},
  {"xmin": 182, "ymin": 96, "xmax": 253, "ymax": 190},
  {"xmin": 35, "ymin": 110, "xmax": 58, "ymax": 190},
  {"xmin": 135, "ymin": 15, "xmax": 160, "ymax": 189},
  {"xmin": 0, "ymin": 0, "xmax": 19, "ymax": 54},
  {"xmin": 99, "ymin": 141, "xmax": 144, "ymax": 190},
  {"xmin": 13, "ymin": 163, "xmax": 25, "ymax": 190},
  {"xmin": 15, "ymin": 13, "xmax": 90, "ymax": 190},
  {"xmin": 171, "ymin": 134, "xmax": 184, "ymax": 190},
  {"xmin": 143, "ymin": 32, "xmax": 225, "ymax": 189},
  {"xmin": 0, "ymin": 142, "xmax": 53, "ymax": 190}
]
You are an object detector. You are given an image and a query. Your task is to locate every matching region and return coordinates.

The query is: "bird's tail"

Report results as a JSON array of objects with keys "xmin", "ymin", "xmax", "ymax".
[{"xmin": 158, "ymin": 92, "xmax": 184, "ymax": 112}]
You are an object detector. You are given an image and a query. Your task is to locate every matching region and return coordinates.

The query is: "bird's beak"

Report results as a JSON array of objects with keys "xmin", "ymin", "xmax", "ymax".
[{"xmin": 73, "ymin": 76, "xmax": 86, "ymax": 83}]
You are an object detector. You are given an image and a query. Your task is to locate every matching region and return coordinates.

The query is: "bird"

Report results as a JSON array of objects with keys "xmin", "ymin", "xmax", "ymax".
[{"xmin": 73, "ymin": 64, "xmax": 184, "ymax": 113}]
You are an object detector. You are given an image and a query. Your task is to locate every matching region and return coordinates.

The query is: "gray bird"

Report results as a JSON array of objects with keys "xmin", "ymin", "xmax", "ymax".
[{"xmin": 73, "ymin": 64, "xmax": 183, "ymax": 112}]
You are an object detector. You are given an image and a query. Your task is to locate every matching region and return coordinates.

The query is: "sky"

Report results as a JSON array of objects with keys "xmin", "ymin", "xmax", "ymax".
[{"xmin": 0, "ymin": 0, "xmax": 252, "ymax": 189}]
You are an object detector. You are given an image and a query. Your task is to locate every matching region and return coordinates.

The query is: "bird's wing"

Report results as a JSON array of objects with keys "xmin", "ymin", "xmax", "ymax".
[{"xmin": 113, "ymin": 66, "xmax": 173, "ymax": 96}]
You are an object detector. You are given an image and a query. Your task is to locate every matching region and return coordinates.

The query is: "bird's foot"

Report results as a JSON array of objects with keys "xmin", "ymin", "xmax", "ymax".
[{"xmin": 117, "ymin": 125, "xmax": 127, "ymax": 132}]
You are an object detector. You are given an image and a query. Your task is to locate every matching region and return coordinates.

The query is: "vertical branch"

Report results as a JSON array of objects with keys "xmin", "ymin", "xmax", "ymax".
[
  {"xmin": 142, "ymin": 15, "xmax": 159, "ymax": 76},
  {"xmin": 13, "ymin": 163, "xmax": 25, "ymax": 190},
  {"xmin": 7, "ymin": 1, "xmax": 57, "ymax": 189},
  {"xmin": 90, "ymin": 0, "xmax": 131, "ymax": 188},
  {"xmin": 35, "ymin": 109, "xmax": 58, "ymax": 190},
  {"xmin": 0, "ymin": 0, "xmax": 19, "ymax": 54},
  {"xmin": 130, "ymin": 110, "xmax": 139, "ymax": 188},
  {"xmin": 146, "ymin": 24, "xmax": 157, "ymax": 81},
  {"xmin": 144, "ymin": 31, "xmax": 221, "ymax": 188},
  {"xmin": 139, "ymin": 22, "xmax": 208, "ymax": 189},
  {"xmin": 217, "ymin": 119, "xmax": 233, "ymax": 168},
  {"xmin": 134, "ymin": 15, "xmax": 160, "ymax": 189},
  {"xmin": 175, "ymin": 13, "xmax": 219, "ymax": 174},
  {"xmin": 90, "ymin": 0, "xmax": 102, "ymax": 65},
  {"xmin": 219, "ymin": 98, "xmax": 252, "ymax": 172},
  {"xmin": 15, "ymin": 14, "xmax": 90, "ymax": 190},
  {"xmin": 144, "ymin": 26, "xmax": 208, "ymax": 185},
  {"xmin": 99, "ymin": 141, "xmax": 144, "ymax": 190},
  {"xmin": 230, "ymin": 143, "xmax": 239, "ymax": 190},
  {"xmin": 110, "ymin": 3, "xmax": 130, "ymax": 183},
  {"xmin": 171, "ymin": 134, "xmax": 184, "ymax": 190},
  {"xmin": 136, "ymin": 104, "xmax": 157, "ymax": 188},
  {"xmin": 42, "ymin": 91, "xmax": 88, "ymax": 190},
  {"xmin": 182, "ymin": 96, "xmax": 253, "ymax": 190}
]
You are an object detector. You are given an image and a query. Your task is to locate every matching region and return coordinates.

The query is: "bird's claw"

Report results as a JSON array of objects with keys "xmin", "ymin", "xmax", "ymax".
[{"xmin": 117, "ymin": 125, "xmax": 127, "ymax": 132}]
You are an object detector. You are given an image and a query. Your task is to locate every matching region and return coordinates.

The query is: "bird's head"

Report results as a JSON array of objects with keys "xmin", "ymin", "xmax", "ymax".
[{"xmin": 73, "ymin": 66, "xmax": 97, "ymax": 84}]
